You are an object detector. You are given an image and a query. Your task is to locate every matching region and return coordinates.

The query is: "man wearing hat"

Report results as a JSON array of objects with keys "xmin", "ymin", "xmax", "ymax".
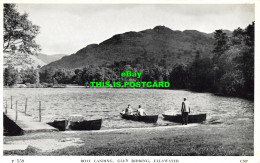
[{"xmin": 181, "ymin": 98, "xmax": 190, "ymax": 125}]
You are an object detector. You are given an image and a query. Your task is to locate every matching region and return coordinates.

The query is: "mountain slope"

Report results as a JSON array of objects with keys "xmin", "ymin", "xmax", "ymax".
[
  {"xmin": 37, "ymin": 53, "xmax": 67, "ymax": 64},
  {"xmin": 4, "ymin": 52, "xmax": 46, "ymax": 70},
  {"xmin": 44, "ymin": 26, "xmax": 216, "ymax": 69}
]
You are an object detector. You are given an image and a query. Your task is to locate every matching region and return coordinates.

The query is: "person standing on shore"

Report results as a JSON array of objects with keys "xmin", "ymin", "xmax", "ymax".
[{"xmin": 181, "ymin": 98, "xmax": 190, "ymax": 125}]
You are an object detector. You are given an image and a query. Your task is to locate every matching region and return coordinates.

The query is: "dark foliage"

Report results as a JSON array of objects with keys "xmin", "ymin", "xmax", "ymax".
[
  {"xmin": 168, "ymin": 22, "xmax": 254, "ymax": 99},
  {"xmin": 4, "ymin": 4, "xmax": 40, "ymax": 54},
  {"xmin": 3, "ymin": 65, "xmax": 19, "ymax": 86}
]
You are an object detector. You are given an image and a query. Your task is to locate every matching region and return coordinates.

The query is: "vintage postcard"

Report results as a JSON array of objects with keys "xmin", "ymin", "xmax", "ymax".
[{"xmin": 1, "ymin": 0, "xmax": 259, "ymax": 163}]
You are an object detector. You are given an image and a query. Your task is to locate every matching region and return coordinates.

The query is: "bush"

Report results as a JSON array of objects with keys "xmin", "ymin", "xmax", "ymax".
[{"xmin": 219, "ymin": 70, "xmax": 245, "ymax": 96}]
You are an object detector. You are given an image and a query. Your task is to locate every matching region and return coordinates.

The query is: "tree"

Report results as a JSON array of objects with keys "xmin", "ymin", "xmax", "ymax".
[
  {"xmin": 236, "ymin": 22, "xmax": 254, "ymax": 96},
  {"xmin": 244, "ymin": 21, "xmax": 254, "ymax": 47},
  {"xmin": 212, "ymin": 22, "xmax": 254, "ymax": 98},
  {"xmin": 219, "ymin": 70, "xmax": 245, "ymax": 96},
  {"xmin": 189, "ymin": 57, "xmax": 214, "ymax": 92},
  {"xmin": 73, "ymin": 69, "xmax": 81, "ymax": 83},
  {"xmin": 213, "ymin": 30, "xmax": 229, "ymax": 60},
  {"xmin": 53, "ymin": 69, "xmax": 66, "ymax": 84},
  {"xmin": 19, "ymin": 67, "xmax": 40, "ymax": 84},
  {"xmin": 32, "ymin": 69, "xmax": 40, "ymax": 85},
  {"xmin": 3, "ymin": 66, "xmax": 19, "ymax": 86},
  {"xmin": 42, "ymin": 68, "xmax": 55, "ymax": 83},
  {"xmin": 4, "ymin": 4, "xmax": 40, "ymax": 54},
  {"xmin": 231, "ymin": 28, "xmax": 245, "ymax": 45},
  {"xmin": 169, "ymin": 64, "xmax": 189, "ymax": 89},
  {"xmin": 152, "ymin": 65, "xmax": 163, "ymax": 82}
]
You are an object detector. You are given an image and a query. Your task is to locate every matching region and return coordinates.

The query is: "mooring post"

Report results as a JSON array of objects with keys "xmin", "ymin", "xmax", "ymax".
[
  {"xmin": 15, "ymin": 101, "xmax": 18, "ymax": 122},
  {"xmin": 25, "ymin": 98, "xmax": 27, "ymax": 114},
  {"xmin": 39, "ymin": 101, "xmax": 41, "ymax": 122},
  {"xmin": 11, "ymin": 96, "xmax": 13, "ymax": 110},
  {"xmin": 5, "ymin": 100, "xmax": 7, "ymax": 114}
]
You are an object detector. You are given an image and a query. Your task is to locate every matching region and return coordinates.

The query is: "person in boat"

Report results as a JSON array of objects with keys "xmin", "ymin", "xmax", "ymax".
[
  {"xmin": 137, "ymin": 105, "xmax": 147, "ymax": 116},
  {"xmin": 181, "ymin": 98, "xmax": 190, "ymax": 125},
  {"xmin": 124, "ymin": 104, "xmax": 133, "ymax": 115}
]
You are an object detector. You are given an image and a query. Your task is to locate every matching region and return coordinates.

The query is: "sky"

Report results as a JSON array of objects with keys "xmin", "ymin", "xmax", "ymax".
[{"xmin": 16, "ymin": 4, "xmax": 255, "ymax": 55}]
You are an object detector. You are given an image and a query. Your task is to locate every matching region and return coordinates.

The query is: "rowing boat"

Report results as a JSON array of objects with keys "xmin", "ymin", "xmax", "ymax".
[
  {"xmin": 67, "ymin": 119, "xmax": 102, "ymax": 130},
  {"xmin": 47, "ymin": 115, "xmax": 102, "ymax": 131},
  {"xmin": 67, "ymin": 115, "xmax": 102, "ymax": 130},
  {"xmin": 47, "ymin": 118, "xmax": 68, "ymax": 131},
  {"xmin": 162, "ymin": 114, "xmax": 206, "ymax": 123},
  {"xmin": 120, "ymin": 113, "xmax": 158, "ymax": 123}
]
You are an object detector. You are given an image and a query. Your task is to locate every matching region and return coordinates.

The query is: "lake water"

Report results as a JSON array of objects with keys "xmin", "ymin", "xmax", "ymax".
[{"xmin": 3, "ymin": 88, "xmax": 254, "ymax": 129}]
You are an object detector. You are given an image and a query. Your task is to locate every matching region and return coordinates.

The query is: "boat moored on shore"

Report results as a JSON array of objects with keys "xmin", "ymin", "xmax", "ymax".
[
  {"xmin": 47, "ymin": 115, "xmax": 102, "ymax": 131},
  {"xmin": 162, "ymin": 114, "xmax": 206, "ymax": 123},
  {"xmin": 47, "ymin": 118, "xmax": 68, "ymax": 131}
]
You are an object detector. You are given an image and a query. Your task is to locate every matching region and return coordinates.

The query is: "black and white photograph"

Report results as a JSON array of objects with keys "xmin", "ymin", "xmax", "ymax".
[{"xmin": 1, "ymin": 0, "xmax": 258, "ymax": 162}]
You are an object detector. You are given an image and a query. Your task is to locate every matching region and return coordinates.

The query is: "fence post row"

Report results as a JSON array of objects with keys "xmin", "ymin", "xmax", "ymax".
[{"xmin": 7, "ymin": 96, "xmax": 43, "ymax": 122}]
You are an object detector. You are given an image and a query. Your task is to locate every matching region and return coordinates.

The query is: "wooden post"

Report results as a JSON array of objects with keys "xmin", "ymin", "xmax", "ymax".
[
  {"xmin": 11, "ymin": 96, "xmax": 13, "ymax": 110},
  {"xmin": 5, "ymin": 100, "xmax": 7, "ymax": 114},
  {"xmin": 15, "ymin": 101, "xmax": 18, "ymax": 122},
  {"xmin": 25, "ymin": 98, "xmax": 27, "ymax": 114},
  {"xmin": 39, "ymin": 101, "xmax": 41, "ymax": 122}
]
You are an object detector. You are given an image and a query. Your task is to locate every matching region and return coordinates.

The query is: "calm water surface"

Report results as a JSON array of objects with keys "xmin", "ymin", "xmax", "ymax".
[{"xmin": 3, "ymin": 88, "xmax": 254, "ymax": 129}]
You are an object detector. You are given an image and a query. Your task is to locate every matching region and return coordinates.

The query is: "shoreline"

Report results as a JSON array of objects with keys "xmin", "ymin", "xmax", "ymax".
[
  {"xmin": 3, "ymin": 86, "xmax": 253, "ymax": 101},
  {"xmin": 4, "ymin": 120, "xmax": 253, "ymax": 156}
]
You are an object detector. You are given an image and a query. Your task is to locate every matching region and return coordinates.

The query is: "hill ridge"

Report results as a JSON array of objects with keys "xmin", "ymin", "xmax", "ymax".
[{"xmin": 43, "ymin": 25, "xmax": 216, "ymax": 69}]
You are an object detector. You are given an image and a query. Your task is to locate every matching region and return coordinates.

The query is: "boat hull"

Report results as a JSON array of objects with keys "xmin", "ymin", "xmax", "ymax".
[
  {"xmin": 162, "ymin": 114, "xmax": 206, "ymax": 123},
  {"xmin": 68, "ymin": 119, "xmax": 102, "ymax": 130},
  {"xmin": 120, "ymin": 113, "xmax": 158, "ymax": 123},
  {"xmin": 47, "ymin": 119, "xmax": 68, "ymax": 131}
]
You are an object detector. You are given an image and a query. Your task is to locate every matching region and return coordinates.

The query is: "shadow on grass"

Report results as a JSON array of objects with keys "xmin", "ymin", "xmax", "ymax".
[{"xmin": 4, "ymin": 146, "xmax": 38, "ymax": 156}]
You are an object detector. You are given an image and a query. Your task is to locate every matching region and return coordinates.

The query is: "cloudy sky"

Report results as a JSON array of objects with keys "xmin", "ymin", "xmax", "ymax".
[{"xmin": 16, "ymin": 4, "xmax": 254, "ymax": 55}]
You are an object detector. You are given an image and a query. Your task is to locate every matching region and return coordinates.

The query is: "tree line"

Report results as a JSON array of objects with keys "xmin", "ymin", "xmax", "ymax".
[
  {"xmin": 3, "ymin": 3, "xmax": 254, "ymax": 99},
  {"xmin": 170, "ymin": 22, "xmax": 254, "ymax": 99}
]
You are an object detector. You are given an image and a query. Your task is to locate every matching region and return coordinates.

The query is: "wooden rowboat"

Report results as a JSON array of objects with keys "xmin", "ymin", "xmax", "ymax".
[
  {"xmin": 162, "ymin": 114, "xmax": 206, "ymax": 123},
  {"xmin": 47, "ymin": 118, "xmax": 68, "ymax": 131},
  {"xmin": 47, "ymin": 115, "xmax": 102, "ymax": 131},
  {"xmin": 67, "ymin": 119, "xmax": 102, "ymax": 130},
  {"xmin": 120, "ymin": 113, "xmax": 158, "ymax": 123}
]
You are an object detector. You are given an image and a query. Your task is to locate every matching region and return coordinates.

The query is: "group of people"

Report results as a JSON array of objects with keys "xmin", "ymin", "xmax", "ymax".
[
  {"xmin": 122, "ymin": 97, "xmax": 191, "ymax": 125},
  {"xmin": 122, "ymin": 104, "xmax": 147, "ymax": 116}
]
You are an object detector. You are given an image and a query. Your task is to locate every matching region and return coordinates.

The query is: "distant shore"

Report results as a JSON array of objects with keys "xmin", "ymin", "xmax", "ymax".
[{"xmin": 3, "ymin": 85, "xmax": 254, "ymax": 101}]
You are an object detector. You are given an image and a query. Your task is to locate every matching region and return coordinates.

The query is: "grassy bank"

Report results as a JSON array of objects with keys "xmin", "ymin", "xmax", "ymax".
[{"xmin": 4, "ymin": 118, "xmax": 253, "ymax": 156}]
